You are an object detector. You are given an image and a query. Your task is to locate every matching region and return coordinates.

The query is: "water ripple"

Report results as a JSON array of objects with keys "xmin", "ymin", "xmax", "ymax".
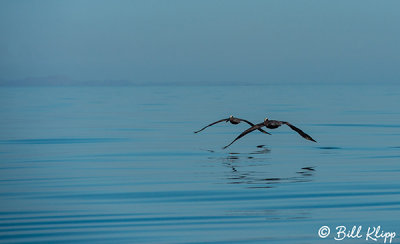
[
  {"xmin": 313, "ymin": 123, "xmax": 400, "ymax": 128},
  {"xmin": 26, "ymin": 189, "xmax": 400, "ymax": 204},
  {"xmin": 0, "ymin": 138, "xmax": 127, "ymax": 145}
]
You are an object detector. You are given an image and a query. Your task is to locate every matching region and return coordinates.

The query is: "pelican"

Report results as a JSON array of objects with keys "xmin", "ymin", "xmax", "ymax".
[
  {"xmin": 223, "ymin": 117, "xmax": 316, "ymax": 149},
  {"xmin": 194, "ymin": 115, "xmax": 271, "ymax": 135}
]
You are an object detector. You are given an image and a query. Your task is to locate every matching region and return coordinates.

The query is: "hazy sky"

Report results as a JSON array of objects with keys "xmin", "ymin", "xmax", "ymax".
[{"xmin": 1, "ymin": 0, "xmax": 399, "ymax": 85}]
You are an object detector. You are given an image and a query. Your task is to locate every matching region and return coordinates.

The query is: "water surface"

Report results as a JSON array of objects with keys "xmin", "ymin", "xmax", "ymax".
[{"xmin": 0, "ymin": 84, "xmax": 399, "ymax": 243}]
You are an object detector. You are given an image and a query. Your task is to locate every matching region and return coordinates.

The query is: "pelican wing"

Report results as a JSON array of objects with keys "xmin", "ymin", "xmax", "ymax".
[
  {"xmin": 223, "ymin": 123, "xmax": 264, "ymax": 149},
  {"xmin": 194, "ymin": 118, "xmax": 229, "ymax": 133},
  {"xmin": 240, "ymin": 119, "xmax": 271, "ymax": 135},
  {"xmin": 283, "ymin": 122, "xmax": 317, "ymax": 142}
]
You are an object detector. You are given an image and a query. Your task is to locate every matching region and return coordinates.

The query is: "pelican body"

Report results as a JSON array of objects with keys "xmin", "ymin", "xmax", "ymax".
[{"xmin": 227, "ymin": 116, "xmax": 242, "ymax": 124}]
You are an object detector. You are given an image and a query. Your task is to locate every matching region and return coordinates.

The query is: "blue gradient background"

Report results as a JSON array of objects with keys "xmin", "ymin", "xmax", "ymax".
[
  {"xmin": 1, "ymin": 1, "xmax": 400, "ymax": 243},
  {"xmin": 1, "ymin": 0, "xmax": 399, "ymax": 85}
]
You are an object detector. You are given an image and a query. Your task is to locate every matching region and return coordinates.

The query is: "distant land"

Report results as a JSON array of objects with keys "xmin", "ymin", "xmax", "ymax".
[
  {"xmin": 1, "ymin": 75, "xmax": 399, "ymax": 87},
  {"xmin": 0, "ymin": 76, "xmax": 245, "ymax": 86}
]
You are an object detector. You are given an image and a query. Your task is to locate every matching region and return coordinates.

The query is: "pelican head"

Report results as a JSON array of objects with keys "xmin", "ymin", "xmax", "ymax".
[
  {"xmin": 228, "ymin": 115, "xmax": 233, "ymax": 122},
  {"xmin": 264, "ymin": 117, "xmax": 269, "ymax": 122}
]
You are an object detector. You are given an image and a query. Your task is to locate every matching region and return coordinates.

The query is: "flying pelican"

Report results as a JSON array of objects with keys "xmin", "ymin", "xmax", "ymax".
[
  {"xmin": 194, "ymin": 115, "xmax": 271, "ymax": 135},
  {"xmin": 223, "ymin": 117, "xmax": 316, "ymax": 149}
]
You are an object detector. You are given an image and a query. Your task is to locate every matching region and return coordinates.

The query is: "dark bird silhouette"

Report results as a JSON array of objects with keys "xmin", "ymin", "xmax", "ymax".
[
  {"xmin": 223, "ymin": 117, "xmax": 316, "ymax": 149},
  {"xmin": 194, "ymin": 115, "xmax": 271, "ymax": 135}
]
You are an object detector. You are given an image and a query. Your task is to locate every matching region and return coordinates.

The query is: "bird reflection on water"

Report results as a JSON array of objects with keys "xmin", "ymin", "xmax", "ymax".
[{"xmin": 208, "ymin": 145, "xmax": 316, "ymax": 188}]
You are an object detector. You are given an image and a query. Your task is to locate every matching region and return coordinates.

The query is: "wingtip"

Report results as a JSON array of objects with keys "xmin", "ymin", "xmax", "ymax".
[{"xmin": 305, "ymin": 136, "xmax": 317, "ymax": 143}]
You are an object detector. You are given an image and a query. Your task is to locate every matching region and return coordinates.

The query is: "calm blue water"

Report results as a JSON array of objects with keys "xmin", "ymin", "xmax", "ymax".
[{"xmin": 0, "ymin": 84, "xmax": 399, "ymax": 243}]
